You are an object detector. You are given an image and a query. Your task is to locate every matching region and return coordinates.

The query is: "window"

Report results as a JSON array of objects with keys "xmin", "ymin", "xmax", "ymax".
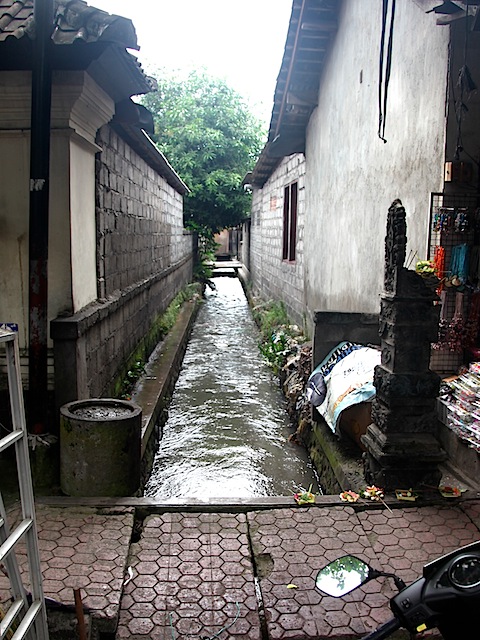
[{"xmin": 282, "ymin": 181, "xmax": 298, "ymax": 262}]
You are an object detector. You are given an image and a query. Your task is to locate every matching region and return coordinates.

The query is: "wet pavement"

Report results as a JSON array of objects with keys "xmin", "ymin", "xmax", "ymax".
[
  {"xmin": 3, "ymin": 288, "xmax": 480, "ymax": 638},
  {"xmin": 2, "ymin": 498, "xmax": 480, "ymax": 639}
]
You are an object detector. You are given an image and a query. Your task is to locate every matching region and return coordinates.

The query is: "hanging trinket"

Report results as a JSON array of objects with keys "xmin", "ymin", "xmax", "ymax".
[
  {"xmin": 434, "ymin": 208, "xmax": 453, "ymax": 233},
  {"xmin": 464, "ymin": 292, "xmax": 480, "ymax": 349},
  {"xmin": 432, "ymin": 290, "xmax": 449, "ymax": 350},
  {"xmin": 445, "ymin": 292, "xmax": 466, "ymax": 352},
  {"xmin": 433, "ymin": 245, "xmax": 446, "ymax": 294},
  {"xmin": 454, "ymin": 209, "xmax": 469, "ymax": 233},
  {"xmin": 449, "ymin": 243, "xmax": 469, "ymax": 287}
]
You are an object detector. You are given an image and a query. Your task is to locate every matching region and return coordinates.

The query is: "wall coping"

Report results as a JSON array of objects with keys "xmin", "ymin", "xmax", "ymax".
[{"xmin": 51, "ymin": 255, "xmax": 192, "ymax": 340}]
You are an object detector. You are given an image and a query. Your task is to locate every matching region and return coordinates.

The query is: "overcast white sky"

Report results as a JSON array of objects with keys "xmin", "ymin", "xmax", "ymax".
[{"xmin": 90, "ymin": 0, "xmax": 293, "ymax": 126}]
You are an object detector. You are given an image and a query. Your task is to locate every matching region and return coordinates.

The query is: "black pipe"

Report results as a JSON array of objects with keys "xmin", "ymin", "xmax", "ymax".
[{"xmin": 28, "ymin": 0, "xmax": 54, "ymax": 434}]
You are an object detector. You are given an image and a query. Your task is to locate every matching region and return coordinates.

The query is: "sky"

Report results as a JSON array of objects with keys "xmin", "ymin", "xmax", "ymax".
[{"xmin": 90, "ymin": 0, "xmax": 293, "ymax": 127}]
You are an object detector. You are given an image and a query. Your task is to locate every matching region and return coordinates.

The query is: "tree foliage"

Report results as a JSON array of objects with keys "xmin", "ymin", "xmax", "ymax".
[{"xmin": 141, "ymin": 69, "xmax": 265, "ymax": 233}]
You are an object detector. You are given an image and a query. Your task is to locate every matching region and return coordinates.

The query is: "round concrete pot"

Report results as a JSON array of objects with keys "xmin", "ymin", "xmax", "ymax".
[{"xmin": 60, "ymin": 398, "xmax": 142, "ymax": 497}]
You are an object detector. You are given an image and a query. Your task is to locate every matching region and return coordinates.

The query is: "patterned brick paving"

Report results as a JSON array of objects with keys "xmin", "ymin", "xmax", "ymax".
[
  {"xmin": 116, "ymin": 512, "xmax": 261, "ymax": 640},
  {"xmin": 2, "ymin": 501, "xmax": 480, "ymax": 639},
  {"xmin": 248, "ymin": 502, "xmax": 480, "ymax": 639},
  {"xmin": 0, "ymin": 504, "xmax": 134, "ymax": 633},
  {"xmin": 248, "ymin": 506, "xmax": 388, "ymax": 639},
  {"xmin": 357, "ymin": 505, "xmax": 480, "ymax": 586}
]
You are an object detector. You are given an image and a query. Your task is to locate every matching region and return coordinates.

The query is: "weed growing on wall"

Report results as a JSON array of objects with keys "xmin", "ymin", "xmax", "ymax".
[
  {"xmin": 120, "ymin": 360, "xmax": 146, "ymax": 400},
  {"xmin": 253, "ymin": 300, "xmax": 289, "ymax": 341},
  {"xmin": 117, "ymin": 283, "xmax": 201, "ymax": 399},
  {"xmin": 157, "ymin": 284, "xmax": 199, "ymax": 337},
  {"xmin": 253, "ymin": 299, "xmax": 306, "ymax": 376}
]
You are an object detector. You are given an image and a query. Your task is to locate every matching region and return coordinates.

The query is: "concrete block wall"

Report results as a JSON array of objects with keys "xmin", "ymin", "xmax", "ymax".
[
  {"xmin": 312, "ymin": 311, "xmax": 380, "ymax": 368},
  {"xmin": 96, "ymin": 125, "xmax": 191, "ymax": 297},
  {"xmin": 51, "ymin": 125, "xmax": 193, "ymax": 411},
  {"xmin": 52, "ymin": 248, "xmax": 193, "ymax": 413},
  {"xmin": 250, "ymin": 154, "xmax": 306, "ymax": 326}
]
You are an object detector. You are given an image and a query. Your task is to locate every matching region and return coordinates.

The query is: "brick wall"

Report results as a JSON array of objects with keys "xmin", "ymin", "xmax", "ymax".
[
  {"xmin": 52, "ymin": 125, "xmax": 193, "ymax": 411},
  {"xmin": 250, "ymin": 154, "xmax": 306, "ymax": 327}
]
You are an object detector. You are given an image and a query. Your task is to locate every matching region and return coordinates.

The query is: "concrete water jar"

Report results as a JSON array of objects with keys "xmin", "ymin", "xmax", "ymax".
[{"xmin": 60, "ymin": 398, "xmax": 142, "ymax": 497}]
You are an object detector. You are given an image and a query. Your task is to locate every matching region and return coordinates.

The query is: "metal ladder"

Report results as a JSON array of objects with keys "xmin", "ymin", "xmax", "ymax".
[{"xmin": 0, "ymin": 329, "xmax": 49, "ymax": 640}]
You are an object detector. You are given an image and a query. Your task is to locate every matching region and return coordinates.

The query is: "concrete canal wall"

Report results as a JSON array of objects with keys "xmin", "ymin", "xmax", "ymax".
[{"xmin": 131, "ymin": 297, "xmax": 202, "ymax": 489}]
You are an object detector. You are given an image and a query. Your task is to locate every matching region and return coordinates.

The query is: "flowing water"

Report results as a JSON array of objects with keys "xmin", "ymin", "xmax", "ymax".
[{"xmin": 144, "ymin": 276, "xmax": 318, "ymax": 500}]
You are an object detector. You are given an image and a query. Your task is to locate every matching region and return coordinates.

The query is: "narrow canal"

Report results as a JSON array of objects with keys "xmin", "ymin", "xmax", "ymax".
[{"xmin": 144, "ymin": 276, "xmax": 319, "ymax": 500}]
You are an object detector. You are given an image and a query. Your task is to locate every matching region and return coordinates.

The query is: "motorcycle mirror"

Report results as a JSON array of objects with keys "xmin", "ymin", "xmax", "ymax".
[{"xmin": 315, "ymin": 555, "xmax": 373, "ymax": 597}]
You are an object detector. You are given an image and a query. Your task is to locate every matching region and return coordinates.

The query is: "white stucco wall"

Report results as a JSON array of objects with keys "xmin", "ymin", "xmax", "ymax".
[
  {"xmin": 49, "ymin": 133, "xmax": 73, "ymax": 319},
  {"xmin": 0, "ymin": 130, "xmax": 81, "ymax": 352},
  {"xmin": 70, "ymin": 137, "xmax": 97, "ymax": 311},
  {"xmin": 304, "ymin": 0, "xmax": 450, "ymax": 317},
  {"xmin": 0, "ymin": 70, "xmax": 114, "ymax": 351},
  {"xmin": 0, "ymin": 130, "xmax": 30, "ymax": 346}
]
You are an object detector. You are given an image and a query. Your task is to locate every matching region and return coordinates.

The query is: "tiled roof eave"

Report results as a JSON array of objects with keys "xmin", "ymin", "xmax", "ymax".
[{"xmin": 250, "ymin": 0, "xmax": 339, "ymax": 187}]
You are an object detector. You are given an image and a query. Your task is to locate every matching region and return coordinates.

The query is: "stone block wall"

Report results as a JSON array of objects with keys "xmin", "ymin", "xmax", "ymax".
[
  {"xmin": 250, "ymin": 154, "xmax": 306, "ymax": 326},
  {"xmin": 51, "ymin": 258, "xmax": 192, "ymax": 411},
  {"xmin": 95, "ymin": 126, "xmax": 191, "ymax": 297},
  {"xmin": 51, "ymin": 125, "xmax": 193, "ymax": 412}
]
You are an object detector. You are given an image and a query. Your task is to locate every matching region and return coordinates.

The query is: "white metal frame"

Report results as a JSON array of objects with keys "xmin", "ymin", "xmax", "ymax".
[{"xmin": 0, "ymin": 329, "xmax": 49, "ymax": 640}]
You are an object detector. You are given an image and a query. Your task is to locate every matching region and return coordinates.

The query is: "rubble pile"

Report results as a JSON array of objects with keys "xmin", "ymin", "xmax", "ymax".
[{"xmin": 281, "ymin": 342, "xmax": 313, "ymax": 444}]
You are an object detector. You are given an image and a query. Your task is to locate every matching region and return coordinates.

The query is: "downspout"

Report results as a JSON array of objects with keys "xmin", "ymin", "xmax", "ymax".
[{"xmin": 28, "ymin": 0, "xmax": 54, "ymax": 434}]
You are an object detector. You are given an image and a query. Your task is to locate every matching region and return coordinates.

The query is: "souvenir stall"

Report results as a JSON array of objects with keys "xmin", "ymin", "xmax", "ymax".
[
  {"xmin": 428, "ymin": 192, "xmax": 480, "ymax": 467},
  {"xmin": 439, "ymin": 362, "xmax": 480, "ymax": 454},
  {"xmin": 428, "ymin": 192, "xmax": 480, "ymax": 375}
]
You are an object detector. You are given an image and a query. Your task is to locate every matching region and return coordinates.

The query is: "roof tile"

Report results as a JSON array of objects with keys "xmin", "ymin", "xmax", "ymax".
[
  {"xmin": 0, "ymin": 1, "xmax": 32, "ymax": 39},
  {"xmin": 0, "ymin": 0, "xmax": 138, "ymax": 49}
]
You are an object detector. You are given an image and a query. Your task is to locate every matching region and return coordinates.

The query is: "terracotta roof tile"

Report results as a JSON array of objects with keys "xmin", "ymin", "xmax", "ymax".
[
  {"xmin": 0, "ymin": 0, "xmax": 33, "ymax": 40},
  {"xmin": 0, "ymin": 1, "xmax": 155, "ymax": 99},
  {"xmin": 0, "ymin": 0, "xmax": 138, "ymax": 49}
]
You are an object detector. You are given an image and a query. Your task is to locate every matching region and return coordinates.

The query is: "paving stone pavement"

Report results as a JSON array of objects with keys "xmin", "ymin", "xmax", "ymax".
[
  {"xmin": 249, "ymin": 504, "xmax": 480, "ymax": 639},
  {"xmin": 117, "ymin": 512, "xmax": 261, "ymax": 640},
  {"xmin": 0, "ymin": 504, "xmax": 135, "ymax": 634},
  {"xmin": 2, "ymin": 500, "xmax": 480, "ymax": 639}
]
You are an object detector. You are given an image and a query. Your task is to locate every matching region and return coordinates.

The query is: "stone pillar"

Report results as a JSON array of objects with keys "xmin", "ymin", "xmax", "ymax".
[{"xmin": 362, "ymin": 200, "xmax": 446, "ymax": 489}]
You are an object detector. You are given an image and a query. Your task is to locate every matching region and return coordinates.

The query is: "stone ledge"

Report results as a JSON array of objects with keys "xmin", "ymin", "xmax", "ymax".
[{"xmin": 130, "ymin": 298, "xmax": 201, "ymax": 458}]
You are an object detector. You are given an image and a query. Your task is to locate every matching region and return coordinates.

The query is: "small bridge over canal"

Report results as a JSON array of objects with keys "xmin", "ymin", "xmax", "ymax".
[{"xmin": 208, "ymin": 259, "xmax": 244, "ymax": 277}]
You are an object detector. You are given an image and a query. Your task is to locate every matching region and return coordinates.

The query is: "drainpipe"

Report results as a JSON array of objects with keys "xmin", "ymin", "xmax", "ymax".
[{"xmin": 28, "ymin": 0, "xmax": 54, "ymax": 434}]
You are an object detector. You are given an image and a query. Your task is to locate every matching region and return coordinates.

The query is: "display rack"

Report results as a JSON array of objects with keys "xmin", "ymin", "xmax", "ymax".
[{"xmin": 428, "ymin": 192, "xmax": 480, "ymax": 376}]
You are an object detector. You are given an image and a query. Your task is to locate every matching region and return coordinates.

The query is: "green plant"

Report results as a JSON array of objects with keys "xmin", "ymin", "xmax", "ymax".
[
  {"xmin": 157, "ymin": 285, "xmax": 200, "ymax": 336},
  {"xmin": 253, "ymin": 300, "xmax": 289, "ymax": 340},
  {"xmin": 191, "ymin": 224, "xmax": 219, "ymax": 287},
  {"xmin": 253, "ymin": 299, "xmax": 305, "ymax": 375},
  {"xmin": 117, "ymin": 284, "xmax": 200, "ymax": 399},
  {"xmin": 142, "ymin": 68, "xmax": 265, "ymax": 233},
  {"xmin": 120, "ymin": 360, "xmax": 145, "ymax": 400},
  {"xmin": 259, "ymin": 330, "xmax": 291, "ymax": 375}
]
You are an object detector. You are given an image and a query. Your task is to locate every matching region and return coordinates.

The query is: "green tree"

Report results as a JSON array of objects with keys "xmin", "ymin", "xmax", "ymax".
[{"xmin": 141, "ymin": 68, "xmax": 265, "ymax": 234}]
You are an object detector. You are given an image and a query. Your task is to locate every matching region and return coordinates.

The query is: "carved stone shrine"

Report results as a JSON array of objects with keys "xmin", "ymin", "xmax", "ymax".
[{"xmin": 362, "ymin": 199, "xmax": 446, "ymax": 490}]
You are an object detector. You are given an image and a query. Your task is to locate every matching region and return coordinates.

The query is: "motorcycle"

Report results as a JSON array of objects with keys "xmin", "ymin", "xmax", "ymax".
[{"xmin": 315, "ymin": 540, "xmax": 480, "ymax": 639}]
